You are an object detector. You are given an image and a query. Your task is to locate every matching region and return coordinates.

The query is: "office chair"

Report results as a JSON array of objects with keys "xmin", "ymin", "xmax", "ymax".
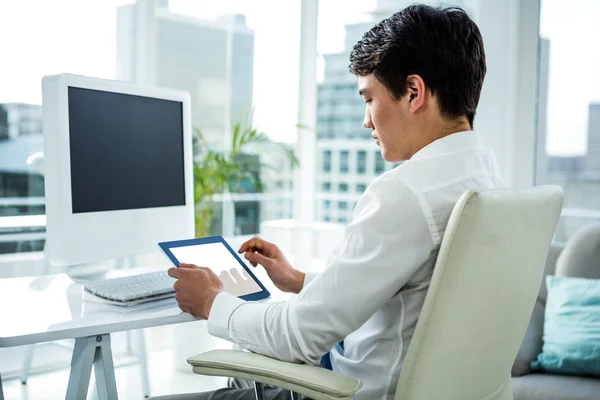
[{"xmin": 185, "ymin": 186, "xmax": 564, "ymax": 400}]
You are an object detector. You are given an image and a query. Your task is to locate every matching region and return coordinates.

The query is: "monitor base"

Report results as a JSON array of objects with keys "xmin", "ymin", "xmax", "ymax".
[{"xmin": 66, "ymin": 262, "xmax": 114, "ymax": 283}]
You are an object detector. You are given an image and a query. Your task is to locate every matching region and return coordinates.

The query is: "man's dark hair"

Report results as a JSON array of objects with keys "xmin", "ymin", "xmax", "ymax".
[{"xmin": 349, "ymin": 4, "xmax": 486, "ymax": 128}]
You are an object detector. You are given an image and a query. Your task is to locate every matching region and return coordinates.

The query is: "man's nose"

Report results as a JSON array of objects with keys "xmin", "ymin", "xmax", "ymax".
[{"xmin": 363, "ymin": 111, "xmax": 373, "ymax": 129}]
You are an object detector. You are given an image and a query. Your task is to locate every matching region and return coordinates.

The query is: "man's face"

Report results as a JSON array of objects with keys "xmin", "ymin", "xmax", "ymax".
[{"xmin": 358, "ymin": 74, "xmax": 413, "ymax": 162}]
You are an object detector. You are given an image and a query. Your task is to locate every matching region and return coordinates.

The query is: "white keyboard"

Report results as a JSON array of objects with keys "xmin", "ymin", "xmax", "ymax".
[{"xmin": 83, "ymin": 271, "xmax": 176, "ymax": 303}]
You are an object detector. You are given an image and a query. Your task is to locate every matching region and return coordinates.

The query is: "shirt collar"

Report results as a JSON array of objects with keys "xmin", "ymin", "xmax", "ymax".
[{"xmin": 410, "ymin": 131, "xmax": 483, "ymax": 161}]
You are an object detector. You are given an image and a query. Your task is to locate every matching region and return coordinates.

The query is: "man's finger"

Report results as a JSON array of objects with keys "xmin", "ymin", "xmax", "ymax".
[
  {"xmin": 197, "ymin": 266, "xmax": 215, "ymax": 275},
  {"xmin": 168, "ymin": 267, "xmax": 180, "ymax": 278},
  {"xmin": 244, "ymin": 251, "xmax": 271, "ymax": 268},
  {"xmin": 238, "ymin": 236, "xmax": 262, "ymax": 253},
  {"xmin": 241, "ymin": 238, "xmax": 278, "ymax": 258}
]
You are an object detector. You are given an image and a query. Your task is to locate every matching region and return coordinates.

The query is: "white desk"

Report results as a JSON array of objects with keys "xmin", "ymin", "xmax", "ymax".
[
  {"xmin": 0, "ymin": 250, "xmax": 323, "ymax": 400},
  {"xmin": 0, "ymin": 273, "xmax": 195, "ymax": 400}
]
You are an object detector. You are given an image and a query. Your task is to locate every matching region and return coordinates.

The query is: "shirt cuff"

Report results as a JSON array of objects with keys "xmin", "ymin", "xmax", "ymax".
[
  {"xmin": 302, "ymin": 271, "xmax": 319, "ymax": 290},
  {"xmin": 207, "ymin": 292, "xmax": 246, "ymax": 341}
]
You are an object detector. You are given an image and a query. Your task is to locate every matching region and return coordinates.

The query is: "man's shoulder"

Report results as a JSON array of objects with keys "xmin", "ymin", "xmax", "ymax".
[
  {"xmin": 374, "ymin": 148, "xmax": 500, "ymax": 195},
  {"xmin": 353, "ymin": 165, "xmax": 429, "ymax": 235},
  {"xmin": 370, "ymin": 162, "xmax": 421, "ymax": 194},
  {"xmin": 363, "ymin": 165, "xmax": 419, "ymax": 210}
]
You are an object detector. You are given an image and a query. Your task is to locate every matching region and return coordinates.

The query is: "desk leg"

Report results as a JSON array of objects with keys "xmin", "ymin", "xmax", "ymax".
[
  {"xmin": 0, "ymin": 370, "xmax": 5, "ymax": 400},
  {"xmin": 66, "ymin": 334, "xmax": 118, "ymax": 400},
  {"xmin": 136, "ymin": 329, "xmax": 151, "ymax": 398},
  {"xmin": 20, "ymin": 344, "xmax": 35, "ymax": 384}
]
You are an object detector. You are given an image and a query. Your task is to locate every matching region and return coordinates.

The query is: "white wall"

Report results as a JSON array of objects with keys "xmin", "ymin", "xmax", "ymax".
[{"xmin": 475, "ymin": 0, "xmax": 540, "ymax": 188}]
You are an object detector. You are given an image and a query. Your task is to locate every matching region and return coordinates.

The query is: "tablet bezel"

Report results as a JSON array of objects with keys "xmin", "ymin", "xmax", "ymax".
[{"xmin": 158, "ymin": 236, "xmax": 270, "ymax": 301}]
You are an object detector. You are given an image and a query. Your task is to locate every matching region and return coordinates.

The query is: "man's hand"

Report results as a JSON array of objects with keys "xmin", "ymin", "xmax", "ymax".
[
  {"xmin": 238, "ymin": 236, "xmax": 305, "ymax": 294},
  {"xmin": 168, "ymin": 263, "xmax": 224, "ymax": 319}
]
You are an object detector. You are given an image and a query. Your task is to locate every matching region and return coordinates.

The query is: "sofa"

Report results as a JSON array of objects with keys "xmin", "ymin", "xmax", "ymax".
[{"xmin": 511, "ymin": 223, "xmax": 600, "ymax": 400}]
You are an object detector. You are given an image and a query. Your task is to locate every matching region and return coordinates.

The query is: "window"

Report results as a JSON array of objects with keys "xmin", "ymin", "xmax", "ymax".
[
  {"xmin": 340, "ymin": 150, "xmax": 349, "ymax": 174},
  {"xmin": 357, "ymin": 150, "xmax": 367, "ymax": 174},
  {"xmin": 535, "ymin": 0, "xmax": 600, "ymax": 242},
  {"xmin": 322, "ymin": 182, "xmax": 331, "ymax": 192},
  {"xmin": 338, "ymin": 183, "xmax": 348, "ymax": 192},
  {"xmin": 323, "ymin": 150, "xmax": 332, "ymax": 173},
  {"xmin": 356, "ymin": 183, "xmax": 366, "ymax": 193},
  {"xmin": 0, "ymin": 0, "xmax": 301, "ymax": 254},
  {"xmin": 234, "ymin": 201, "xmax": 260, "ymax": 235},
  {"xmin": 338, "ymin": 201, "xmax": 347, "ymax": 210},
  {"xmin": 375, "ymin": 151, "xmax": 385, "ymax": 174},
  {"xmin": 324, "ymin": 200, "xmax": 331, "ymax": 209}
]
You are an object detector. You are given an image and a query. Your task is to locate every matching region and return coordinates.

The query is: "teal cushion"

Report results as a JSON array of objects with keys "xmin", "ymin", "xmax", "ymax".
[{"xmin": 531, "ymin": 276, "xmax": 600, "ymax": 377}]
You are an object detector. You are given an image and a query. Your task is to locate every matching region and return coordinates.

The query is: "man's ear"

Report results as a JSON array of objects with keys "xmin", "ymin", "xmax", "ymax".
[{"xmin": 405, "ymin": 74, "xmax": 426, "ymax": 114}]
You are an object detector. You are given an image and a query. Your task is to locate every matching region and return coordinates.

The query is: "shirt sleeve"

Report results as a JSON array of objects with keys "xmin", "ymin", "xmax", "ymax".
[
  {"xmin": 301, "ymin": 271, "xmax": 319, "ymax": 289},
  {"xmin": 207, "ymin": 177, "xmax": 434, "ymax": 365}
]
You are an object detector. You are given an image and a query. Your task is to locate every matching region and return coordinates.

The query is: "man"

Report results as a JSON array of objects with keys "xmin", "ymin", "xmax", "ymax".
[{"xmin": 153, "ymin": 4, "xmax": 504, "ymax": 399}]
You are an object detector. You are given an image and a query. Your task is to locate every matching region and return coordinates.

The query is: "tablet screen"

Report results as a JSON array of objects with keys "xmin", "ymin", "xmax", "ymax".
[{"xmin": 169, "ymin": 242, "xmax": 262, "ymax": 297}]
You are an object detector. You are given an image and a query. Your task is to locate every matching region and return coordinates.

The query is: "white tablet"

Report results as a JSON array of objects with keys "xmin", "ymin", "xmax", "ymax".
[{"xmin": 158, "ymin": 236, "xmax": 270, "ymax": 300}]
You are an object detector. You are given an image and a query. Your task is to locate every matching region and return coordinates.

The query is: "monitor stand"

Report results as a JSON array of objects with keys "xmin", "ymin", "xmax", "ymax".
[
  {"xmin": 39, "ymin": 257, "xmax": 115, "ymax": 281},
  {"xmin": 64, "ymin": 255, "xmax": 163, "ymax": 282},
  {"xmin": 66, "ymin": 261, "xmax": 115, "ymax": 282}
]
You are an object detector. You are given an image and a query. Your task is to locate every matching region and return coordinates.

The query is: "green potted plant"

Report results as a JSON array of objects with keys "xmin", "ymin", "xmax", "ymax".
[{"xmin": 193, "ymin": 122, "xmax": 299, "ymax": 237}]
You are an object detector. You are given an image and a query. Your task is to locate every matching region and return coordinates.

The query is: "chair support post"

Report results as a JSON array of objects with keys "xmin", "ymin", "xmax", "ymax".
[{"xmin": 253, "ymin": 382, "xmax": 266, "ymax": 400}]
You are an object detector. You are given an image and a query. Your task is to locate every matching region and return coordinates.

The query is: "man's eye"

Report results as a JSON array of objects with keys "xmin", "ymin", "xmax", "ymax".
[{"xmin": 365, "ymin": 99, "xmax": 372, "ymax": 104}]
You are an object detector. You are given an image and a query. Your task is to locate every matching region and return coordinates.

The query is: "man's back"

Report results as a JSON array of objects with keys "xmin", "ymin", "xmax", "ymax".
[{"xmin": 328, "ymin": 131, "xmax": 505, "ymax": 399}]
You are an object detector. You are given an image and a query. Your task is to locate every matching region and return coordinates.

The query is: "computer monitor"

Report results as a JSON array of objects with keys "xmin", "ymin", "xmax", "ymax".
[{"xmin": 42, "ymin": 74, "xmax": 194, "ymax": 267}]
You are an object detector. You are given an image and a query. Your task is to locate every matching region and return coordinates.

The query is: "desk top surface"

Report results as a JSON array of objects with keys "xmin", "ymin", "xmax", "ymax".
[
  {"xmin": 0, "ymin": 273, "xmax": 197, "ymax": 347},
  {"xmin": 0, "ymin": 268, "xmax": 293, "ymax": 347}
]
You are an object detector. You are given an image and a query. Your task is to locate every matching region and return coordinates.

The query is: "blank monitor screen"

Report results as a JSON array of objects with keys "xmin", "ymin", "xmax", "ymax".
[{"xmin": 67, "ymin": 86, "xmax": 185, "ymax": 214}]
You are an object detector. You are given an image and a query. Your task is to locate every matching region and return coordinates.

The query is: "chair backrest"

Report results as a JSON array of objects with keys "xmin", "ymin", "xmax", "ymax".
[{"xmin": 395, "ymin": 186, "xmax": 564, "ymax": 400}]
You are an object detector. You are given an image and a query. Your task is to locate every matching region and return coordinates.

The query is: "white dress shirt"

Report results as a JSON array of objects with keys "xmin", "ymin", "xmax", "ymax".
[{"xmin": 208, "ymin": 131, "xmax": 505, "ymax": 399}]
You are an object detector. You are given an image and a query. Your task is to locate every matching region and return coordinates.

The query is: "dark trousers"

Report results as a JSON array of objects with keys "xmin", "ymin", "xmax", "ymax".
[{"xmin": 149, "ymin": 377, "xmax": 307, "ymax": 400}]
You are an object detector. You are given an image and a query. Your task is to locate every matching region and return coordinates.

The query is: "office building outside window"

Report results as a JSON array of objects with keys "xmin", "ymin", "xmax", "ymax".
[
  {"xmin": 356, "ymin": 183, "xmax": 366, "ymax": 193},
  {"xmin": 357, "ymin": 150, "xmax": 367, "ymax": 174},
  {"xmin": 338, "ymin": 201, "xmax": 347, "ymax": 210},
  {"xmin": 322, "ymin": 182, "xmax": 331, "ymax": 192},
  {"xmin": 340, "ymin": 150, "xmax": 349, "ymax": 174},
  {"xmin": 323, "ymin": 150, "xmax": 332, "ymax": 173},
  {"xmin": 314, "ymin": 0, "xmax": 404, "ymax": 224},
  {"xmin": 375, "ymin": 151, "xmax": 385, "ymax": 174},
  {"xmin": 339, "ymin": 183, "xmax": 348, "ymax": 192},
  {"xmin": 535, "ymin": 0, "xmax": 600, "ymax": 242}
]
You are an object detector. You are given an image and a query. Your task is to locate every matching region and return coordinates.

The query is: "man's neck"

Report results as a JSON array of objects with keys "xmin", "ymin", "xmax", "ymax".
[
  {"xmin": 434, "ymin": 119, "xmax": 472, "ymax": 140},
  {"xmin": 409, "ymin": 120, "xmax": 472, "ymax": 158}
]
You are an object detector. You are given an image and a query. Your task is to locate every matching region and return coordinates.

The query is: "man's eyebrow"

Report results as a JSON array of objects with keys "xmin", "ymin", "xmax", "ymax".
[{"xmin": 359, "ymin": 88, "xmax": 369, "ymax": 96}]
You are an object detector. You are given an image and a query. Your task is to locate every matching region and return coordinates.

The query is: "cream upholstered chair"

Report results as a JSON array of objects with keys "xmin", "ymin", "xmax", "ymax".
[{"xmin": 187, "ymin": 186, "xmax": 564, "ymax": 400}]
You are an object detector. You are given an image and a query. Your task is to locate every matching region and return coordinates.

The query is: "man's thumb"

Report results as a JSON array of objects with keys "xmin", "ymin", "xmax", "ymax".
[{"xmin": 244, "ymin": 251, "xmax": 272, "ymax": 268}]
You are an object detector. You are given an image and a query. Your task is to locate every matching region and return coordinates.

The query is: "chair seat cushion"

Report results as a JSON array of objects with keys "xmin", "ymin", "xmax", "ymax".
[
  {"xmin": 187, "ymin": 350, "xmax": 362, "ymax": 400},
  {"xmin": 512, "ymin": 373, "xmax": 600, "ymax": 400}
]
